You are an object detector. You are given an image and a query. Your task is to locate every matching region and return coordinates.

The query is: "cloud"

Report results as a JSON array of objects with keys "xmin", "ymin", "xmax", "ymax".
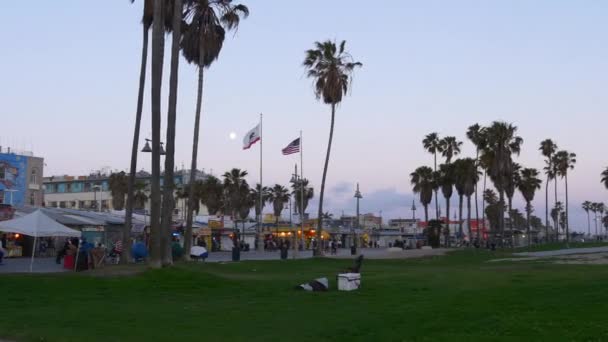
[{"xmin": 330, "ymin": 182, "xmax": 353, "ymax": 195}]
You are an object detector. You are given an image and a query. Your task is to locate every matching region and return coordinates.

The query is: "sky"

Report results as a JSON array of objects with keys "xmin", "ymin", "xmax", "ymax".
[{"xmin": 1, "ymin": 1, "xmax": 607, "ymax": 231}]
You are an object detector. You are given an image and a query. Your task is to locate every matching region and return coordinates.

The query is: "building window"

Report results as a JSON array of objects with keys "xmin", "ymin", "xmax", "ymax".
[
  {"xmin": 0, "ymin": 166, "xmax": 5, "ymax": 180},
  {"xmin": 30, "ymin": 193, "xmax": 35, "ymax": 205},
  {"xmin": 59, "ymin": 201, "xmax": 66, "ymax": 208},
  {"xmin": 78, "ymin": 200, "xmax": 86, "ymax": 208},
  {"xmin": 30, "ymin": 169, "xmax": 37, "ymax": 184},
  {"xmin": 66, "ymin": 183, "xmax": 72, "ymax": 193}
]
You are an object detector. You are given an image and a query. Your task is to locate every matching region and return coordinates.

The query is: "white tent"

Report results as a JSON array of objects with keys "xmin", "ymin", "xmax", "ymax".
[{"xmin": 0, "ymin": 210, "xmax": 81, "ymax": 271}]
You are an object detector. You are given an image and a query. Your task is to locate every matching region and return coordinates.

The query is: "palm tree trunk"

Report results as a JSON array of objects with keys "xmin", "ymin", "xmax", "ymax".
[
  {"xmin": 445, "ymin": 196, "xmax": 450, "ymax": 247},
  {"xmin": 499, "ymin": 190, "xmax": 505, "ymax": 247},
  {"xmin": 148, "ymin": 0, "xmax": 165, "ymax": 269},
  {"xmin": 482, "ymin": 171, "xmax": 487, "ymax": 243},
  {"xmin": 545, "ymin": 176, "xmax": 550, "ymax": 243},
  {"xmin": 316, "ymin": 103, "xmax": 336, "ymax": 256},
  {"xmin": 554, "ymin": 175, "xmax": 558, "ymax": 241},
  {"xmin": 474, "ymin": 149, "xmax": 480, "ymax": 244},
  {"xmin": 424, "ymin": 204, "xmax": 429, "ymax": 223},
  {"xmin": 526, "ymin": 202, "xmax": 531, "ymax": 249},
  {"xmin": 565, "ymin": 174, "xmax": 569, "ymax": 244},
  {"xmin": 160, "ymin": 0, "xmax": 182, "ymax": 266},
  {"xmin": 467, "ymin": 195, "xmax": 472, "ymax": 245},
  {"xmin": 184, "ymin": 51, "xmax": 205, "ymax": 262},
  {"xmin": 434, "ymin": 153, "xmax": 439, "ymax": 219},
  {"xmin": 587, "ymin": 211, "xmax": 591, "ymax": 237},
  {"xmin": 508, "ymin": 197, "xmax": 514, "ymax": 249},
  {"xmin": 458, "ymin": 194, "xmax": 463, "ymax": 243},
  {"xmin": 122, "ymin": 24, "xmax": 149, "ymax": 265}
]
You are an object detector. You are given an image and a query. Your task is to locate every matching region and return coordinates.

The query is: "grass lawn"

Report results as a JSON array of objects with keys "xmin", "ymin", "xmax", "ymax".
[
  {"xmin": 2, "ymin": 250, "xmax": 608, "ymax": 341},
  {"xmin": 515, "ymin": 241, "xmax": 608, "ymax": 252}
]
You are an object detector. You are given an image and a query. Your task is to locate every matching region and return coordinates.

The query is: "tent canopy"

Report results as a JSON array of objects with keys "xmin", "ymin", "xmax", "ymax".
[{"xmin": 0, "ymin": 209, "xmax": 81, "ymax": 237}]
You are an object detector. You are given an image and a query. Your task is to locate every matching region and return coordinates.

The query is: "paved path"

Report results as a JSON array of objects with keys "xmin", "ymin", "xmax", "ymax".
[
  {"xmin": 0, "ymin": 248, "xmax": 450, "ymax": 274},
  {"xmin": 513, "ymin": 246, "xmax": 608, "ymax": 258}
]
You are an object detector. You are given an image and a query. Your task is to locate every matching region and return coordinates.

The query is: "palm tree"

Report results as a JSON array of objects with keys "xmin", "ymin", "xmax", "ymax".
[
  {"xmin": 480, "ymin": 122, "xmax": 523, "ymax": 246},
  {"xmin": 597, "ymin": 203, "xmax": 606, "ymax": 238},
  {"xmin": 200, "ymin": 175, "xmax": 223, "ymax": 215},
  {"xmin": 250, "ymin": 183, "xmax": 270, "ymax": 250},
  {"xmin": 461, "ymin": 158, "xmax": 479, "ymax": 243},
  {"xmin": 540, "ymin": 139, "xmax": 558, "ymax": 242},
  {"xmin": 483, "ymin": 189, "xmax": 500, "ymax": 238},
  {"xmin": 437, "ymin": 164, "xmax": 455, "ymax": 247},
  {"xmin": 124, "ymin": 0, "xmax": 154, "ymax": 265},
  {"xmin": 601, "ymin": 167, "xmax": 608, "ymax": 190},
  {"xmin": 505, "ymin": 162, "xmax": 521, "ymax": 247},
  {"xmin": 453, "ymin": 159, "xmax": 466, "ymax": 242},
  {"xmin": 147, "ymin": 0, "xmax": 169, "ymax": 268},
  {"xmin": 133, "ymin": 181, "xmax": 149, "ymax": 210},
  {"xmin": 517, "ymin": 168, "xmax": 542, "ymax": 247},
  {"xmin": 554, "ymin": 150, "xmax": 576, "ymax": 243},
  {"xmin": 181, "ymin": 0, "xmax": 249, "ymax": 259},
  {"xmin": 551, "ymin": 201, "xmax": 564, "ymax": 240},
  {"xmin": 440, "ymin": 136, "xmax": 463, "ymax": 164},
  {"xmin": 423, "ymin": 133, "xmax": 442, "ymax": 219},
  {"xmin": 590, "ymin": 202, "xmax": 599, "ymax": 237},
  {"xmin": 267, "ymin": 185, "xmax": 290, "ymax": 231},
  {"xmin": 467, "ymin": 124, "xmax": 487, "ymax": 244},
  {"xmin": 303, "ymin": 40, "xmax": 362, "ymax": 256},
  {"xmin": 410, "ymin": 166, "xmax": 435, "ymax": 223},
  {"xmin": 222, "ymin": 168, "xmax": 249, "ymax": 221},
  {"xmin": 108, "ymin": 172, "xmax": 129, "ymax": 210},
  {"xmin": 160, "ymin": 0, "xmax": 185, "ymax": 266},
  {"xmin": 291, "ymin": 178, "xmax": 314, "ymax": 218},
  {"xmin": 582, "ymin": 201, "xmax": 592, "ymax": 236}
]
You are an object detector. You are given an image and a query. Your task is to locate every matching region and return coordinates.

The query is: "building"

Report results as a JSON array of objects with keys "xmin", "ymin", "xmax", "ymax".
[
  {"xmin": 388, "ymin": 218, "xmax": 418, "ymax": 234},
  {"xmin": 43, "ymin": 169, "xmax": 208, "ymax": 218},
  {"xmin": 0, "ymin": 148, "xmax": 44, "ymax": 207}
]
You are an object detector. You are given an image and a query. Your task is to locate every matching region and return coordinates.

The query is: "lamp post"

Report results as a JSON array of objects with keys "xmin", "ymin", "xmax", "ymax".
[
  {"xmin": 290, "ymin": 164, "xmax": 304, "ymax": 254},
  {"xmin": 92, "ymin": 185, "xmax": 102, "ymax": 212},
  {"xmin": 353, "ymin": 183, "xmax": 362, "ymax": 255}
]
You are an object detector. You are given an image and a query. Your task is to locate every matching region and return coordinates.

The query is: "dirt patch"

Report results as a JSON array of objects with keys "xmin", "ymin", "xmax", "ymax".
[{"xmin": 490, "ymin": 253, "xmax": 608, "ymax": 265}]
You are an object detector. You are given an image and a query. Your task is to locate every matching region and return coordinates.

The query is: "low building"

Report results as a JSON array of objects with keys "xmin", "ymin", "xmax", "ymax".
[
  {"xmin": 43, "ymin": 169, "xmax": 208, "ymax": 219},
  {"xmin": 0, "ymin": 148, "xmax": 44, "ymax": 207}
]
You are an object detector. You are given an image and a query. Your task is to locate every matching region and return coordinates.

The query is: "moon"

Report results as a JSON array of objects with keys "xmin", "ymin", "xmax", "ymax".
[{"xmin": 229, "ymin": 132, "xmax": 237, "ymax": 140}]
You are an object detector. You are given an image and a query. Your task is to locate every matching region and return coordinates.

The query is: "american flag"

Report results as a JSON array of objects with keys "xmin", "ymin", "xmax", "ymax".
[{"xmin": 282, "ymin": 138, "xmax": 300, "ymax": 155}]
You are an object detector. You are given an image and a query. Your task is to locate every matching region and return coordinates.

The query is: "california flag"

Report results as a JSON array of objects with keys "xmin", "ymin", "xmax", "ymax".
[{"xmin": 243, "ymin": 124, "xmax": 261, "ymax": 150}]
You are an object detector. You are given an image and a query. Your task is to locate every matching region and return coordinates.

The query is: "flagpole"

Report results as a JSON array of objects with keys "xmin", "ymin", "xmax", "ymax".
[
  {"xmin": 300, "ymin": 130, "xmax": 304, "ymax": 253},
  {"xmin": 258, "ymin": 113, "xmax": 263, "ymax": 251}
]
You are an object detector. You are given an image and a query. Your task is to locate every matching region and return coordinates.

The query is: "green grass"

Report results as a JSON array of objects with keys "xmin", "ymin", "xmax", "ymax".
[
  {"xmin": 2, "ymin": 251, "xmax": 608, "ymax": 341},
  {"xmin": 515, "ymin": 241, "xmax": 608, "ymax": 252}
]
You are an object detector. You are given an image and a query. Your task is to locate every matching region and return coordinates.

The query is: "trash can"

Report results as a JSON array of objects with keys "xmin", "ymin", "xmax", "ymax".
[
  {"xmin": 280, "ymin": 247, "xmax": 288, "ymax": 260},
  {"xmin": 232, "ymin": 247, "xmax": 241, "ymax": 261},
  {"xmin": 350, "ymin": 246, "xmax": 357, "ymax": 255}
]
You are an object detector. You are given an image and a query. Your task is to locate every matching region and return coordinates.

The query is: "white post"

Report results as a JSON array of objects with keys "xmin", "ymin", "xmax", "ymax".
[
  {"xmin": 258, "ymin": 113, "xmax": 263, "ymax": 251},
  {"xmin": 300, "ymin": 130, "xmax": 304, "ymax": 252}
]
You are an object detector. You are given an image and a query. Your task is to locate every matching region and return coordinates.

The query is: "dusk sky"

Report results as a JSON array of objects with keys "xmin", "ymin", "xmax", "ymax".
[{"xmin": 1, "ymin": 1, "xmax": 607, "ymax": 230}]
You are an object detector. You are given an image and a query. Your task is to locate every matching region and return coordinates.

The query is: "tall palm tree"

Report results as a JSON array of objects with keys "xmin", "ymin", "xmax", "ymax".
[
  {"xmin": 460, "ymin": 158, "xmax": 479, "ymax": 243},
  {"xmin": 597, "ymin": 203, "xmax": 606, "ymax": 238},
  {"xmin": 601, "ymin": 167, "xmax": 608, "ymax": 190},
  {"xmin": 109, "ymin": 172, "xmax": 129, "ymax": 210},
  {"xmin": 554, "ymin": 150, "xmax": 576, "ymax": 243},
  {"xmin": 505, "ymin": 162, "xmax": 521, "ymax": 246},
  {"xmin": 440, "ymin": 136, "xmax": 463, "ymax": 164},
  {"xmin": 423, "ymin": 133, "xmax": 442, "ymax": 219},
  {"xmin": 267, "ymin": 185, "xmax": 290, "ymax": 231},
  {"xmin": 410, "ymin": 166, "xmax": 435, "ymax": 223},
  {"xmin": 467, "ymin": 124, "xmax": 487, "ymax": 244},
  {"xmin": 437, "ymin": 164, "xmax": 455, "ymax": 247},
  {"xmin": 124, "ymin": 0, "xmax": 154, "ymax": 265},
  {"xmin": 481, "ymin": 122, "xmax": 523, "ymax": 246},
  {"xmin": 582, "ymin": 201, "xmax": 592, "ymax": 236},
  {"xmin": 517, "ymin": 168, "xmax": 542, "ymax": 247},
  {"xmin": 250, "ymin": 183, "xmax": 269, "ymax": 250},
  {"xmin": 303, "ymin": 40, "xmax": 362, "ymax": 256},
  {"xmin": 453, "ymin": 159, "xmax": 466, "ymax": 242},
  {"xmin": 160, "ymin": 0, "xmax": 185, "ymax": 266},
  {"xmin": 147, "ymin": 0, "xmax": 168, "ymax": 268},
  {"xmin": 540, "ymin": 139, "xmax": 558, "ymax": 242},
  {"xmin": 551, "ymin": 201, "xmax": 564, "ymax": 240},
  {"xmin": 483, "ymin": 189, "xmax": 501, "ymax": 238},
  {"xmin": 181, "ymin": 0, "xmax": 249, "ymax": 259},
  {"xmin": 590, "ymin": 202, "xmax": 599, "ymax": 237}
]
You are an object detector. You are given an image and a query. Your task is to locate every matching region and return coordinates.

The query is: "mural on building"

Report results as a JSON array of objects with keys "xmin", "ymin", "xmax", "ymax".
[{"xmin": 0, "ymin": 154, "xmax": 27, "ymax": 206}]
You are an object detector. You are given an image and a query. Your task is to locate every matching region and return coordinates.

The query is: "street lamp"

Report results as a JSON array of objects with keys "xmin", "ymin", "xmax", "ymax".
[
  {"xmin": 353, "ymin": 183, "xmax": 362, "ymax": 255},
  {"xmin": 92, "ymin": 185, "xmax": 102, "ymax": 212}
]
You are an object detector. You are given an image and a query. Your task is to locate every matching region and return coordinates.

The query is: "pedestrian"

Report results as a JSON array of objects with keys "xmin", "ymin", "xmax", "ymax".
[
  {"xmin": 56, "ymin": 238, "xmax": 69, "ymax": 264},
  {"xmin": 0, "ymin": 233, "xmax": 7, "ymax": 265}
]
